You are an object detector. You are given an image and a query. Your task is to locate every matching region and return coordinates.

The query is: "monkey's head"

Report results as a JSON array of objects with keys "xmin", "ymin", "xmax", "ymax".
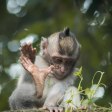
[{"xmin": 40, "ymin": 27, "xmax": 80, "ymax": 80}]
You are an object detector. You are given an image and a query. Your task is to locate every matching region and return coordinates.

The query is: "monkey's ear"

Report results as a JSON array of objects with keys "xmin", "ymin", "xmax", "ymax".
[
  {"xmin": 40, "ymin": 37, "xmax": 48, "ymax": 49},
  {"xmin": 63, "ymin": 27, "xmax": 70, "ymax": 36}
]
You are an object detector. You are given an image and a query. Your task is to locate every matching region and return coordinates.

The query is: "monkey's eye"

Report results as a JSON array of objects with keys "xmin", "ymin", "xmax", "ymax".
[
  {"xmin": 53, "ymin": 58, "xmax": 62, "ymax": 64},
  {"xmin": 64, "ymin": 59, "xmax": 75, "ymax": 65}
]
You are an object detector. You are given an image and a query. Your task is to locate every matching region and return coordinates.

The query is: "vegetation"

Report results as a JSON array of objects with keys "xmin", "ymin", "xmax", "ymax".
[
  {"xmin": 0, "ymin": 0, "xmax": 112, "ymax": 111},
  {"xmin": 65, "ymin": 67, "xmax": 106, "ymax": 112}
]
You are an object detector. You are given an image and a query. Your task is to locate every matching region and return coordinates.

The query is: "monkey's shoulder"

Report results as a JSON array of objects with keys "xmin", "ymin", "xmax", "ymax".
[{"xmin": 74, "ymin": 67, "xmax": 79, "ymax": 72}]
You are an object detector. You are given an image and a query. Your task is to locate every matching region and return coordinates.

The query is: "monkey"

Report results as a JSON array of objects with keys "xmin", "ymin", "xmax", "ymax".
[{"xmin": 9, "ymin": 27, "xmax": 81, "ymax": 112}]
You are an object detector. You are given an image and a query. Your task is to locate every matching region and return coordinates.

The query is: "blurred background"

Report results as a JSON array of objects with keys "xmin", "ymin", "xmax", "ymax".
[{"xmin": 0, "ymin": 0, "xmax": 112, "ymax": 111}]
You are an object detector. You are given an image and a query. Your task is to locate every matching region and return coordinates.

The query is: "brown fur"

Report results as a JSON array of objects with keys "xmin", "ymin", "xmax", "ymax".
[{"xmin": 59, "ymin": 36, "xmax": 76, "ymax": 56}]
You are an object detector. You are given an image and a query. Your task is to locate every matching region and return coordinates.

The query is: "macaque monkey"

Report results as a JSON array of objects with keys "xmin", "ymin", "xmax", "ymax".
[{"xmin": 9, "ymin": 27, "xmax": 81, "ymax": 112}]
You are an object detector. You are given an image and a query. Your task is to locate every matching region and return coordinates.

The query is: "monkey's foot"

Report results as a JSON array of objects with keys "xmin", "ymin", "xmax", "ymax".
[{"xmin": 43, "ymin": 106, "xmax": 63, "ymax": 112}]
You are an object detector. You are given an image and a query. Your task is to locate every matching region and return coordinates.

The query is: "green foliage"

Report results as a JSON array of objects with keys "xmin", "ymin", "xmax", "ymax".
[
  {"xmin": 74, "ymin": 67, "xmax": 83, "ymax": 91},
  {"xmin": 65, "ymin": 67, "xmax": 107, "ymax": 112}
]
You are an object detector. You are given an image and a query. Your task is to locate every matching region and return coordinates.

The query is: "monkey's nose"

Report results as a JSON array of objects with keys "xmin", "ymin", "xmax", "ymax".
[{"xmin": 60, "ymin": 67, "xmax": 65, "ymax": 73}]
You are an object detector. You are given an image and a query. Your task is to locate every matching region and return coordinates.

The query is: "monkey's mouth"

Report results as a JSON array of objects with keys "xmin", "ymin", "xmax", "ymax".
[{"xmin": 52, "ymin": 71, "xmax": 67, "ymax": 79}]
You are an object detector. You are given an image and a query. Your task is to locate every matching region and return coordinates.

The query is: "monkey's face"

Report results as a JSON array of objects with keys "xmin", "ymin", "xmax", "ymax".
[
  {"xmin": 41, "ymin": 27, "xmax": 80, "ymax": 79},
  {"xmin": 51, "ymin": 55, "xmax": 76, "ymax": 80}
]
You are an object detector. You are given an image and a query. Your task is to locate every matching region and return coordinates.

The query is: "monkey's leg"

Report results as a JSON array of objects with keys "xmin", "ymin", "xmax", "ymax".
[{"xmin": 9, "ymin": 83, "xmax": 43, "ymax": 110}]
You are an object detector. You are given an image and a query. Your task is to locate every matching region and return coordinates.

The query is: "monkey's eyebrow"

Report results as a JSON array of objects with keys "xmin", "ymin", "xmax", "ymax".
[{"xmin": 52, "ymin": 56, "xmax": 75, "ymax": 61}]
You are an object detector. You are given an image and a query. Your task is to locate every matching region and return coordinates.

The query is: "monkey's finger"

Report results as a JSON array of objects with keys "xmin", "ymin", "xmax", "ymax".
[
  {"xmin": 28, "ymin": 43, "xmax": 34, "ymax": 52},
  {"xmin": 32, "ymin": 47, "xmax": 37, "ymax": 54},
  {"xmin": 20, "ymin": 55, "xmax": 28, "ymax": 64},
  {"xmin": 54, "ymin": 108, "xmax": 58, "ymax": 112},
  {"xmin": 19, "ymin": 55, "xmax": 25, "ymax": 63},
  {"xmin": 28, "ymin": 43, "xmax": 33, "ymax": 52},
  {"xmin": 20, "ymin": 43, "xmax": 27, "ymax": 49},
  {"xmin": 20, "ymin": 55, "xmax": 32, "ymax": 66},
  {"xmin": 20, "ymin": 56, "xmax": 29, "ymax": 70},
  {"xmin": 49, "ymin": 65, "xmax": 55, "ymax": 71},
  {"xmin": 54, "ymin": 64, "xmax": 60, "ymax": 69},
  {"xmin": 20, "ymin": 55, "xmax": 29, "ymax": 65},
  {"xmin": 43, "ymin": 106, "xmax": 56, "ymax": 112},
  {"xmin": 24, "ymin": 55, "xmax": 31, "ymax": 62},
  {"xmin": 25, "ymin": 44, "xmax": 30, "ymax": 53},
  {"xmin": 24, "ymin": 56, "xmax": 33, "ymax": 65},
  {"xmin": 20, "ymin": 56, "xmax": 37, "ymax": 73},
  {"xmin": 50, "ymin": 65, "xmax": 55, "ymax": 74},
  {"xmin": 46, "ymin": 65, "xmax": 55, "ymax": 74},
  {"xmin": 20, "ymin": 43, "xmax": 26, "ymax": 52},
  {"xmin": 22, "ymin": 43, "xmax": 32, "ymax": 55},
  {"xmin": 21, "ymin": 44, "xmax": 27, "ymax": 54},
  {"xmin": 58, "ymin": 108, "xmax": 63, "ymax": 112},
  {"xmin": 42, "ymin": 106, "xmax": 52, "ymax": 112},
  {"xmin": 19, "ymin": 45, "xmax": 24, "ymax": 53},
  {"xmin": 27, "ymin": 44, "xmax": 36, "ymax": 56},
  {"xmin": 33, "ymin": 48, "xmax": 36, "ymax": 51},
  {"xmin": 27, "ymin": 42, "xmax": 32, "ymax": 46},
  {"xmin": 21, "ymin": 62, "xmax": 28, "ymax": 70},
  {"xmin": 49, "ymin": 108, "xmax": 54, "ymax": 112}
]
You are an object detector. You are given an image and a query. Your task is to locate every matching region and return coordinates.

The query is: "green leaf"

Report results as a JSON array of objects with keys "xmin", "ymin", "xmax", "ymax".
[
  {"xmin": 85, "ymin": 88, "xmax": 91, "ymax": 95},
  {"xmin": 66, "ymin": 99, "xmax": 72, "ymax": 104},
  {"xmin": 74, "ymin": 66, "xmax": 82, "ymax": 77}
]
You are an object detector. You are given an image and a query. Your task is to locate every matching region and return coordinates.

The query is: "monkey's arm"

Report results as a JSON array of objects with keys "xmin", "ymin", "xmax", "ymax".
[
  {"xmin": 20, "ymin": 55, "xmax": 54, "ymax": 98},
  {"xmin": 43, "ymin": 83, "xmax": 65, "ymax": 111}
]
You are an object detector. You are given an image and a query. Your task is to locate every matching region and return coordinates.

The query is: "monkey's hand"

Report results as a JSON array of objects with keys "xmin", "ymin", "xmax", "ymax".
[
  {"xmin": 20, "ymin": 43, "xmax": 36, "ymax": 63},
  {"xmin": 43, "ymin": 106, "xmax": 64, "ymax": 112},
  {"xmin": 20, "ymin": 54, "xmax": 54, "ymax": 98}
]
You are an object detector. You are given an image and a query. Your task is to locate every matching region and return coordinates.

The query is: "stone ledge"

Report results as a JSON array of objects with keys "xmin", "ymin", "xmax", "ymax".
[{"xmin": 4, "ymin": 108, "xmax": 49, "ymax": 112}]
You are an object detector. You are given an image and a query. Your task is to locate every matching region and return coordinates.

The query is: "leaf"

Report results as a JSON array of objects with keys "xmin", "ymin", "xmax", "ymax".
[
  {"xmin": 74, "ymin": 66, "xmax": 82, "ymax": 77},
  {"xmin": 85, "ymin": 88, "xmax": 91, "ymax": 95},
  {"xmin": 66, "ymin": 99, "xmax": 72, "ymax": 104}
]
